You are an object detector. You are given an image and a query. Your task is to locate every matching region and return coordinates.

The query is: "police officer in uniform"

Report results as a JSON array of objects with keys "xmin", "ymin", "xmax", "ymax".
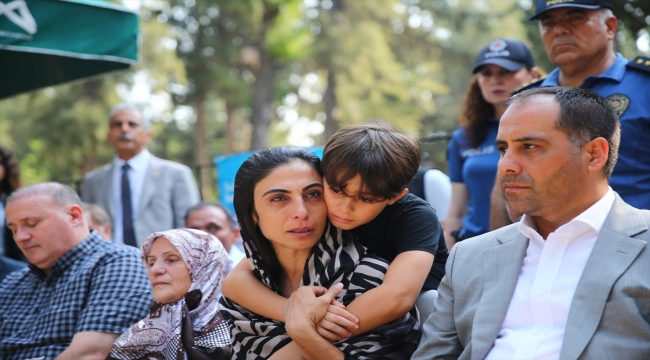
[{"xmin": 490, "ymin": 0, "xmax": 650, "ymax": 228}]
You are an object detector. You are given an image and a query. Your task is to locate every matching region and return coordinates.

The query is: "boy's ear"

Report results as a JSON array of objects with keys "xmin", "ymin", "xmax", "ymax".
[{"xmin": 387, "ymin": 189, "xmax": 409, "ymax": 205}]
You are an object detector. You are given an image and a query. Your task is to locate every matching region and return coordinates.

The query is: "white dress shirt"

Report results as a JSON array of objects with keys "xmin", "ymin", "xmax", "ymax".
[
  {"xmin": 111, "ymin": 149, "xmax": 151, "ymax": 244},
  {"xmin": 485, "ymin": 187, "xmax": 615, "ymax": 360}
]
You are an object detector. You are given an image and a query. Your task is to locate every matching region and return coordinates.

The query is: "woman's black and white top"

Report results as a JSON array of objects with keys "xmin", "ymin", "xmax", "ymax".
[{"xmin": 219, "ymin": 223, "xmax": 421, "ymax": 359}]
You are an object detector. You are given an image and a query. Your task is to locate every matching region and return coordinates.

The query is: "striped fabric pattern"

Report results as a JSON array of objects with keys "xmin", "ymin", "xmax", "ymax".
[{"xmin": 220, "ymin": 223, "xmax": 421, "ymax": 359}]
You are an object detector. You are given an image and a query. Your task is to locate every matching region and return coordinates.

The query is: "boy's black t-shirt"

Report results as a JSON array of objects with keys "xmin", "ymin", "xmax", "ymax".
[{"xmin": 350, "ymin": 193, "xmax": 448, "ymax": 291}]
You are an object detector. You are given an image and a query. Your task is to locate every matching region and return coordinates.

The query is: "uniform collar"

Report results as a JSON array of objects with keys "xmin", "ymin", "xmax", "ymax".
[{"xmin": 541, "ymin": 53, "xmax": 627, "ymax": 87}]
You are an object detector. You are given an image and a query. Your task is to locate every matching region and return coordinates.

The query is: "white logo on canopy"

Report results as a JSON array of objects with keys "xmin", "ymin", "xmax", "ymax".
[{"xmin": 0, "ymin": 0, "xmax": 37, "ymax": 34}]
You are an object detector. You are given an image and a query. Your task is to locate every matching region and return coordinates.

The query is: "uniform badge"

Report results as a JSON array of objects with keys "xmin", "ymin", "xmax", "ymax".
[{"xmin": 605, "ymin": 94, "xmax": 630, "ymax": 117}]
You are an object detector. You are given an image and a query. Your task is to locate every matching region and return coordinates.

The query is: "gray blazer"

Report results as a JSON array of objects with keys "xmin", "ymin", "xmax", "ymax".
[
  {"xmin": 81, "ymin": 155, "xmax": 200, "ymax": 247},
  {"xmin": 413, "ymin": 194, "xmax": 650, "ymax": 360}
]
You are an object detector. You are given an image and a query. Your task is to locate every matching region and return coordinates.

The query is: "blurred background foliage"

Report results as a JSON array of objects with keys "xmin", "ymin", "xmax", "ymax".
[{"xmin": 0, "ymin": 0, "xmax": 648, "ymax": 198}]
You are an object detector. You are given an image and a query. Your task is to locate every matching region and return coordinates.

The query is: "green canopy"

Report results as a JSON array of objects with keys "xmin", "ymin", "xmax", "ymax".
[{"xmin": 0, "ymin": 0, "xmax": 138, "ymax": 99}]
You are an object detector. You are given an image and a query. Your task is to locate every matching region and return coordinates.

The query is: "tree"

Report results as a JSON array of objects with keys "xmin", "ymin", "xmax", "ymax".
[
  {"xmin": 160, "ymin": 0, "xmax": 254, "ymax": 197},
  {"xmin": 0, "ymin": 3, "xmax": 187, "ymax": 188}
]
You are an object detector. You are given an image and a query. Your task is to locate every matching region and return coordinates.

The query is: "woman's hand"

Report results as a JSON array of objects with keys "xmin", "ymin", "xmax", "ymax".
[
  {"xmin": 285, "ymin": 283, "xmax": 343, "ymax": 335},
  {"xmin": 284, "ymin": 283, "xmax": 347, "ymax": 360},
  {"xmin": 284, "ymin": 284, "xmax": 359, "ymax": 341},
  {"xmin": 315, "ymin": 298, "xmax": 359, "ymax": 341}
]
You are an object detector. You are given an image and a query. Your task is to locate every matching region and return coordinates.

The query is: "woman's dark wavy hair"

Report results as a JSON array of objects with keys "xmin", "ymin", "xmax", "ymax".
[
  {"xmin": 460, "ymin": 66, "xmax": 535, "ymax": 149},
  {"xmin": 0, "ymin": 145, "xmax": 21, "ymax": 196},
  {"xmin": 233, "ymin": 147, "xmax": 322, "ymax": 287},
  {"xmin": 460, "ymin": 77, "xmax": 495, "ymax": 149}
]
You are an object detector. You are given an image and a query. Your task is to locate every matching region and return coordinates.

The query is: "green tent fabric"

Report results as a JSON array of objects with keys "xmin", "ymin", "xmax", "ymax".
[{"xmin": 0, "ymin": 0, "xmax": 138, "ymax": 99}]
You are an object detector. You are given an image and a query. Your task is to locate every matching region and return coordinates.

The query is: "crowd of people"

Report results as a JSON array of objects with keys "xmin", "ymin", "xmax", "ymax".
[{"xmin": 0, "ymin": 0, "xmax": 649, "ymax": 359}]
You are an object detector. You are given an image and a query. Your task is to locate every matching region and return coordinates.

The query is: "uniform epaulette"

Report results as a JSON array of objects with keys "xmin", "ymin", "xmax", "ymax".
[
  {"xmin": 627, "ymin": 56, "xmax": 650, "ymax": 73},
  {"xmin": 512, "ymin": 77, "xmax": 546, "ymax": 96}
]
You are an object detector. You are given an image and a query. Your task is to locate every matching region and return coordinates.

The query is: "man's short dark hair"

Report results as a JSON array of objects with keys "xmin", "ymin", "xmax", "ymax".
[
  {"xmin": 321, "ymin": 120, "xmax": 422, "ymax": 200},
  {"xmin": 184, "ymin": 201, "xmax": 236, "ymax": 228},
  {"xmin": 509, "ymin": 87, "xmax": 621, "ymax": 178}
]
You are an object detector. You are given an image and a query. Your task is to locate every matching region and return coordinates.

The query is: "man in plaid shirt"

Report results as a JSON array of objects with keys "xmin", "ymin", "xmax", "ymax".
[{"xmin": 0, "ymin": 182, "xmax": 151, "ymax": 360}]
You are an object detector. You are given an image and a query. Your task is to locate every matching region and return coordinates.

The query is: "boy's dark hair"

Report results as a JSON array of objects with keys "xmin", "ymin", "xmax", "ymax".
[
  {"xmin": 322, "ymin": 120, "xmax": 421, "ymax": 200},
  {"xmin": 510, "ymin": 87, "xmax": 620, "ymax": 178}
]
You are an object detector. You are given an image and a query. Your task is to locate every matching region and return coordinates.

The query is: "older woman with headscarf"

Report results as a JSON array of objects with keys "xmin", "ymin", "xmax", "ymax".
[{"xmin": 108, "ymin": 229, "xmax": 233, "ymax": 360}]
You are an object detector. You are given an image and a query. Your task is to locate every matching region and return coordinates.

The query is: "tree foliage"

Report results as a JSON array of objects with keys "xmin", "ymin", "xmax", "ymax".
[{"xmin": 0, "ymin": 0, "xmax": 647, "ymax": 189}]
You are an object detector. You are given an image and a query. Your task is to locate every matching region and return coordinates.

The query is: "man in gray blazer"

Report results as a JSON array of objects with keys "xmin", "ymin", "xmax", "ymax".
[
  {"xmin": 82, "ymin": 104, "xmax": 200, "ymax": 247},
  {"xmin": 413, "ymin": 87, "xmax": 650, "ymax": 359}
]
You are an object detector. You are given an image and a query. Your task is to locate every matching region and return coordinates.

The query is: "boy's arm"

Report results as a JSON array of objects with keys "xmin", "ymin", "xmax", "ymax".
[
  {"xmin": 56, "ymin": 331, "xmax": 118, "ymax": 360},
  {"xmin": 221, "ymin": 257, "xmax": 287, "ymax": 322},
  {"xmin": 443, "ymin": 182, "xmax": 469, "ymax": 250},
  {"xmin": 222, "ymin": 257, "xmax": 361, "ymax": 328},
  {"xmin": 341, "ymin": 250, "xmax": 433, "ymax": 336},
  {"xmin": 268, "ymin": 342, "xmax": 305, "ymax": 360}
]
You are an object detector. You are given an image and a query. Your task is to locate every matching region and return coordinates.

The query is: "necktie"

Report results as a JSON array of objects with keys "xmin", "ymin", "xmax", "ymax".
[{"xmin": 122, "ymin": 164, "xmax": 137, "ymax": 247}]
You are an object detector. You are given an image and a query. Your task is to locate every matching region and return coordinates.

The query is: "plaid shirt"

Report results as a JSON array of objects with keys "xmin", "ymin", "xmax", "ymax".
[{"xmin": 0, "ymin": 232, "xmax": 152, "ymax": 360}]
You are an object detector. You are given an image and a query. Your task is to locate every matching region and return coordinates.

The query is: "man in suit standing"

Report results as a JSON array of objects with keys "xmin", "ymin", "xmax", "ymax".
[
  {"xmin": 82, "ymin": 104, "xmax": 200, "ymax": 247},
  {"xmin": 412, "ymin": 87, "xmax": 650, "ymax": 359}
]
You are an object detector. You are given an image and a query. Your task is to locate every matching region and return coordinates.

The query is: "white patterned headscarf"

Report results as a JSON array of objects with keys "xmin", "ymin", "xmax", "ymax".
[{"xmin": 109, "ymin": 228, "xmax": 233, "ymax": 360}]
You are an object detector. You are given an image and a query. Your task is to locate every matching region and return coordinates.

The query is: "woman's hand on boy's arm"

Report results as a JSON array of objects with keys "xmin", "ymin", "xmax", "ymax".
[
  {"xmin": 315, "ymin": 298, "xmax": 359, "ymax": 341},
  {"xmin": 344, "ymin": 250, "xmax": 434, "ymax": 336},
  {"xmin": 221, "ymin": 257, "xmax": 287, "ymax": 322},
  {"xmin": 285, "ymin": 284, "xmax": 345, "ymax": 360}
]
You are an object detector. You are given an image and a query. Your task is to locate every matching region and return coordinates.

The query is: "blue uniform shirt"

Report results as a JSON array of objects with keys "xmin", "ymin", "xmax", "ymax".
[
  {"xmin": 531, "ymin": 53, "xmax": 650, "ymax": 210},
  {"xmin": 447, "ymin": 118, "xmax": 500, "ymax": 238}
]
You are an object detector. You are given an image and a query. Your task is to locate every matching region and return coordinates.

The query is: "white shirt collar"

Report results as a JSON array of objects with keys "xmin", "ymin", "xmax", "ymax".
[
  {"xmin": 113, "ymin": 149, "xmax": 151, "ymax": 171},
  {"xmin": 518, "ymin": 187, "xmax": 616, "ymax": 240}
]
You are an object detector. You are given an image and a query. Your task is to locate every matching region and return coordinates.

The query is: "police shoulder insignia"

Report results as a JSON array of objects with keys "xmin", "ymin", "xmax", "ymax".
[
  {"xmin": 627, "ymin": 56, "xmax": 650, "ymax": 73},
  {"xmin": 605, "ymin": 94, "xmax": 631, "ymax": 117}
]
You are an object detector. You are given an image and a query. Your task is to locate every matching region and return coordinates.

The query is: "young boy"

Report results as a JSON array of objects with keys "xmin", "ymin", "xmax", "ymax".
[{"xmin": 221, "ymin": 120, "xmax": 448, "ymax": 339}]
